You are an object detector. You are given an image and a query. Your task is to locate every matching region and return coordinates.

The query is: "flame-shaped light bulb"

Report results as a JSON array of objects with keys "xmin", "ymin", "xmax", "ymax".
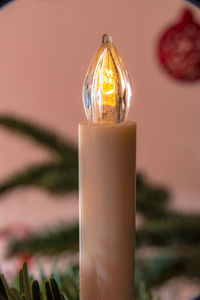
[{"xmin": 82, "ymin": 34, "xmax": 133, "ymax": 124}]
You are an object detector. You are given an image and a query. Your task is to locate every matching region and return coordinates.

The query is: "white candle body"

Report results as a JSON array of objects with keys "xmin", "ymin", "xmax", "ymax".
[{"xmin": 79, "ymin": 121, "xmax": 136, "ymax": 300}]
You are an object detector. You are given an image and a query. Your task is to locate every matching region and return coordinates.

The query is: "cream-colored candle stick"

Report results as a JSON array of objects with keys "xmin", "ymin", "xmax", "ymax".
[{"xmin": 79, "ymin": 34, "xmax": 136, "ymax": 300}]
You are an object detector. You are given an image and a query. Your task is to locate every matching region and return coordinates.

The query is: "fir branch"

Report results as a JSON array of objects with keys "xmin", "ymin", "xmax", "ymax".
[
  {"xmin": 0, "ymin": 167, "xmax": 169, "ymax": 218},
  {"xmin": 50, "ymin": 252, "xmax": 200, "ymax": 296},
  {"xmin": 136, "ymin": 215, "xmax": 200, "ymax": 248},
  {"xmin": 135, "ymin": 254, "xmax": 184, "ymax": 290},
  {"xmin": 0, "ymin": 160, "xmax": 78, "ymax": 196},
  {"xmin": 8, "ymin": 213, "xmax": 200, "ymax": 257},
  {"xmin": 136, "ymin": 174, "xmax": 170, "ymax": 219},
  {"xmin": 0, "ymin": 262, "xmax": 159, "ymax": 300},
  {"xmin": 59, "ymin": 266, "xmax": 79, "ymax": 300},
  {"xmin": 0, "ymin": 262, "xmax": 72, "ymax": 300},
  {"xmin": 136, "ymin": 250, "xmax": 200, "ymax": 291},
  {"xmin": 0, "ymin": 115, "xmax": 77, "ymax": 159},
  {"xmin": 8, "ymin": 224, "xmax": 79, "ymax": 257},
  {"xmin": 135, "ymin": 282, "xmax": 153, "ymax": 300}
]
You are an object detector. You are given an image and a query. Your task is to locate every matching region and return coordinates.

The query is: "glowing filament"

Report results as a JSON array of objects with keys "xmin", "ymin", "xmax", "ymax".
[{"xmin": 83, "ymin": 34, "xmax": 132, "ymax": 124}]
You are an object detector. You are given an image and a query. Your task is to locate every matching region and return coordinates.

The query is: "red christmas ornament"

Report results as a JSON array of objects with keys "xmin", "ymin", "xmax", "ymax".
[{"xmin": 158, "ymin": 9, "xmax": 200, "ymax": 81}]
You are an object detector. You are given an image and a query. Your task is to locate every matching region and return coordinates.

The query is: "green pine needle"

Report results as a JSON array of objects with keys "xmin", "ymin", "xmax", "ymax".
[
  {"xmin": 0, "ymin": 115, "xmax": 77, "ymax": 159},
  {"xmin": 0, "ymin": 160, "xmax": 78, "ymax": 197},
  {"xmin": 8, "ymin": 225, "xmax": 79, "ymax": 257},
  {"xmin": 0, "ymin": 262, "xmax": 74, "ymax": 300},
  {"xmin": 136, "ymin": 215, "xmax": 200, "ymax": 248}
]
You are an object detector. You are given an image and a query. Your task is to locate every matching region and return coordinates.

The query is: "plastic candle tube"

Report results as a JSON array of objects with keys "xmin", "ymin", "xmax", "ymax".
[{"xmin": 79, "ymin": 34, "xmax": 136, "ymax": 300}]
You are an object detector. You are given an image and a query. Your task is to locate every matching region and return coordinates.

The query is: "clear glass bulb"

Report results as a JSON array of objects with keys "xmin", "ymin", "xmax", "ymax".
[{"xmin": 82, "ymin": 34, "xmax": 133, "ymax": 124}]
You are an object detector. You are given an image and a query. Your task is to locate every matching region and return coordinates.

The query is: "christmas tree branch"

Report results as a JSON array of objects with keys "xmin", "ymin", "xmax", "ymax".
[
  {"xmin": 8, "ymin": 224, "xmax": 79, "ymax": 256},
  {"xmin": 0, "ymin": 262, "xmax": 67, "ymax": 300},
  {"xmin": 136, "ymin": 250, "xmax": 200, "ymax": 290},
  {"xmin": 0, "ymin": 160, "xmax": 78, "ymax": 196},
  {"xmin": 0, "ymin": 262, "xmax": 158, "ymax": 300},
  {"xmin": 0, "ymin": 115, "xmax": 77, "ymax": 159},
  {"xmin": 8, "ymin": 212, "xmax": 200, "ymax": 257},
  {"xmin": 136, "ymin": 174, "xmax": 170, "ymax": 219},
  {"xmin": 136, "ymin": 214, "xmax": 200, "ymax": 248}
]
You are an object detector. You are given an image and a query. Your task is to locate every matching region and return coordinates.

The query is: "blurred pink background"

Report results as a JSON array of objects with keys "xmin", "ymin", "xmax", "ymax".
[{"xmin": 0, "ymin": 0, "xmax": 199, "ymax": 230}]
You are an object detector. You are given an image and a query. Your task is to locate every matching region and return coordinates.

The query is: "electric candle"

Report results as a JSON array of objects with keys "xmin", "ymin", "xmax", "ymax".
[{"xmin": 79, "ymin": 34, "xmax": 136, "ymax": 300}]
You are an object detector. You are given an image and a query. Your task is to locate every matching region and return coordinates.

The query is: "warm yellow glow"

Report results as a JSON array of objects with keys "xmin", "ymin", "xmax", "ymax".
[
  {"xmin": 83, "ymin": 34, "xmax": 132, "ymax": 124},
  {"xmin": 95, "ymin": 44, "xmax": 118, "ymax": 108},
  {"xmin": 102, "ymin": 69, "xmax": 116, "ymax": 106}
]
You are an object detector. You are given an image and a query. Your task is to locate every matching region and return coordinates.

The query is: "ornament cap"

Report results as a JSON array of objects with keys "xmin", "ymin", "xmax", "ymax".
[{"xmin": 182, "ymin": 9, "xmax": 193, "ymax": 23}]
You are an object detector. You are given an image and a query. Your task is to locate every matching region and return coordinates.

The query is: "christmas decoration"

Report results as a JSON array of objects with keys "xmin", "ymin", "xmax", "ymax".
[
  {"xmin": 80, "ymin": 34, "xmax": 135, "ymax": 300},
  {"xmin": 0, "ymin": 115, "xmax": 200, "ymax": 298},
  {"xmin": 158, "ymin": 9, "xmax": 200, "ymax": 81}
]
